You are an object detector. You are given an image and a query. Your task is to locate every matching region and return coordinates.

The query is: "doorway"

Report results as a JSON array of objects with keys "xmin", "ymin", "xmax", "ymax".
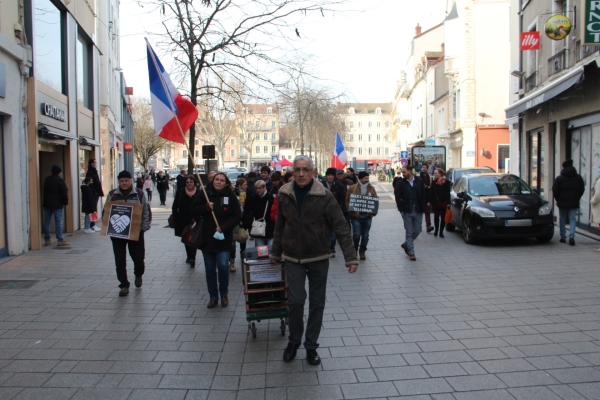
[
  {"xmin": 568, "ymin": 124, "xmax": 600, "ymax": 227},
  {"xmin": 39, "ymin": 143, "xmax": 65, "ymax": 238},
  {"xmin": 529, "ymin": 130, "xmax": 545, "ymax": 197}
]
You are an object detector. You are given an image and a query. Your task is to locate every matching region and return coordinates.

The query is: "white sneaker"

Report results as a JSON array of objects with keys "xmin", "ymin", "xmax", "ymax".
[
  {"xmin": 84, "ymin": 229, "xmax": 95, "ymax": 234},
  {"xmin": 93, "ymin": 226, "xmax": 101, "ymax": 232}
]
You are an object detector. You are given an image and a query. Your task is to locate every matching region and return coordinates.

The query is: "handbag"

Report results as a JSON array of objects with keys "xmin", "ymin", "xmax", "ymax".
[
  {"xmin": 444, "ymin": 206, "xmax": 453, "ymax": 224},
  {"xmin": 181, "ymin": 219, "xmax": 203, "ymax": 248},
  {"xmin": 168, "ymin": 214, "xmax": 175, "ymax": 228},
  {"xmin": 237, "ymin": 226, "xmax": 249, "ymax": 243},
  {"xmin": 90, "ymin": 212, "xmax": 98, "ymax": 222},
  {"xmin": 250, "ymin": 200, "xmax": 269, "ymax": 237}
]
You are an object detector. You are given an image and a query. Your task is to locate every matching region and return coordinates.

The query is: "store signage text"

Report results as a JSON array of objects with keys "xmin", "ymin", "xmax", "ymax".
[
  {"xmin": 526, "ymin": 93, "xmax": 545, "ymax": 109},
  {"xmin": 583, "ymin": 0, "xmax": 600, "ymax": 45},
  {"xmin": 521, "ymin": 32, "xmax": 540, "ymax": 50},
  {"xmin": 41, "ymin": 103, "xmax": 66, "ymax": 122},
  {"xmin": 124, "ymin": 142, "xmax": 133, "ymax": 152}
]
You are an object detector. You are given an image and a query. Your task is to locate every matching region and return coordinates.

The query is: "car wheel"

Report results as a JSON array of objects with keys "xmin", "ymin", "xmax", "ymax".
[
  {"xmin": 445, "ymin": 223, "xmax": 455, "ymax": 232},
  {"xmin": 536, "ymin": 232, "xmax": 554, "ymax": 243},
  {"xmin": 462, "ymin": 216, "xmax": 477, "ymax": 244}
]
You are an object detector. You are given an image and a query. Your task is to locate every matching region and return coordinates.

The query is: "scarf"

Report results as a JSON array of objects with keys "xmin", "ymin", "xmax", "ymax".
[
  {"xmin": 436, "ymin": 176, "xmax": 447, "ymax": 186},
  {"xmin": 357, "ymin": 179, "xmax": 369, "ymax": 195},
  {"xmin": 185, "ymin": 186, "xmax": 197, "ymax": 197}
]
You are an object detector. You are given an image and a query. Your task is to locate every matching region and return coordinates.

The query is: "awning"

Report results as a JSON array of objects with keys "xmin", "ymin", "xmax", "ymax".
[{"xmin": 505, "ymin": 66, "xmax": 583, "ymax": 118}]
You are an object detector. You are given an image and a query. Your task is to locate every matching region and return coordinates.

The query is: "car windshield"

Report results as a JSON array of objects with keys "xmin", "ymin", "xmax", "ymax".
[
  {"xmin": 467, "ymin": 176, "xmax": 532, "ymax": 196},
  {"xmin": 455, "ymin": 168, "xmax": 493, "ymax": 181}
]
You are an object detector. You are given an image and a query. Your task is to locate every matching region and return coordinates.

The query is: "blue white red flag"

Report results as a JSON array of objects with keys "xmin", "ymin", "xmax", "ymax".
[
  {"xmin": 146, "ymin": 41, "xmax": 198, "ymax": 144},
  {"xmin": 331, "ymin": 132, "xmax": 348, "ymax": 169}
]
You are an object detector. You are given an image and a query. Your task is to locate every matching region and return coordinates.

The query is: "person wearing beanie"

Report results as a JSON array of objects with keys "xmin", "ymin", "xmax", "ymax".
[
  {"xmin": 85, "ymin": 159, "xmax": 104, "ymax": 232},
  {"xmin": 346, "ymin": 170, "xmax": 378, "ymax": 260},
  {"xmin": 322, "ymin": 167, "xmax": 347, "ymax": 256},
  {"xmin": 43, "ymin": 165, "xmax": 69, "ymax": 247},
  {"xmin": 105, "ymin": 170, "xmax": 152, "ymax": 296},
  {"xmin": 552, "ymin": 159, "xmax": 585, "ymax": 245}
]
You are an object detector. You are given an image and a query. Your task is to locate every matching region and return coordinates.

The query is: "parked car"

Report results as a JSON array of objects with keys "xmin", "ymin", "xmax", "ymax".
[
  {"xmin": 448, "ymin": 173, "xmax": 554, "ymax": 244},
  {"xmin": 445, "ymin": 167, "xmax": 495, "ymax": 232},
  {"xmin": 227, "ymin": 171, "xmax": 243, "ymax": 181},
  {"xmin": 168, "ymin": 170, "xmax": 179, "ymax": 181}
]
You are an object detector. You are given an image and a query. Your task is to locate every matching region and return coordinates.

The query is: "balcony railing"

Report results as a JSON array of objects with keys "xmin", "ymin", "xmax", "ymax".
[
  {"xmin": 576, "ymin": 41, "xmax": 596, "ymax": 62},
  {"xmin": 548, "ymin": 49, "xmax": 567, "ymax": 76},
  {"xmin": 525, "ymin": 72, "xmax": 538, "ymax": 93}
]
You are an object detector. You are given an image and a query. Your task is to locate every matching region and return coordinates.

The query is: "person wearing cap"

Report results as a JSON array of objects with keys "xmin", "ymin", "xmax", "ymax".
[
  {"xmin": 43, "ymin": 165, "xmax": 70, "ymax": 246},
  {"xmin": 323, "ymin": 167, "xmax": 347, "ymax": 256},
  {"xmin": 346, "ymin": 171, "xmax": 378, "ymax": 260},
  {"xmin": 394, "ymin": 165, "xmax": 427, "ymax": 261},
  {"xmin": 552, "ymin": 159, "xmax": 585, "ymax": 245},
  {"xmin": 105, "ymin": 170, "xmax": 152, "ymax": 296}
]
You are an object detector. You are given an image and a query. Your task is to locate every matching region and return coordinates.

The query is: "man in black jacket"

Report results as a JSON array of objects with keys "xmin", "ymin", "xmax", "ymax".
[
  {"xmin": 552, "ymin": 159, "xmax": 585, "ymax": 245},
  {"xmin": 419, "ymin": 164, "xmax": 434, "ymax": 233},
  {"xmin": 43, "ymin": 165, "xmax": 69, "ymax": 246},
  {"xmin": 394, "ymin": 165, "xmax": 427, "ymax": 261},
  {"xmin": 323, "ymin": 168, "xmax": 347, "ymax": 256},
  {"xmin": 176, "ymin": 169, "xmax": 187, "ymax": 192}
]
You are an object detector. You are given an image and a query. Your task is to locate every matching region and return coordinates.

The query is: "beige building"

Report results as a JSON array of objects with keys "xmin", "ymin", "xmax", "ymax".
[
  {"xmin": 505, "ymin": 0, "xmax": 600, "ymax": 234},
  {"xmin": 232, "ymin": 104, "xmax": 280, "ymax": 168},
  {"xmin": 341, "ymin": 103, "xmax": 394, "ymax": 168}
]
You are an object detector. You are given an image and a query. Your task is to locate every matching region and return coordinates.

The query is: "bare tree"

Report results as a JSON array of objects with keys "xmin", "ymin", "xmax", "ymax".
[
  {"xmin": 132, "ymin": 97, "xmax": 169, "ymax": 171},
  {"xmin": 143, "ymin": 0, "xmax": 347, "ymax": 172}
]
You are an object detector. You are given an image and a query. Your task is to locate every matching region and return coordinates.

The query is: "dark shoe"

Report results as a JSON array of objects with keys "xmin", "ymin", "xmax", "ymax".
[
  {"xmin": 119, "ymin": 287, "xmax": 129, "ymax": 297},
  {"xmin": 560, "ymin": 238, "xmax": 566, "ymax": 243},
  {"xmin": 359, "ymin": 252, "xmax": 366, "ymax": 260},
  {"xmin": 189, "ymin": 259, "xmax": 195, "ymax": 268},
  {"xmin": 401, "ymin": 243, "xmax": 409, "ymax": 255},
  {"xmin": 306, "ymin": 349, "xmax": 321, "ymax": 365},
  {"xmin": 283, "ymin": 342, "xmax": 300, "ymax": 362},
  {"xmin": 207, "ymin": 299, "xmax": 218, "ymax": 309},
  {"xmin": 221, "ymin": 296, "xmax": 229, "ymax": 307},
  {"xmin": 569, "ymin": 238, "xmax": 575, "ymax": 246},
  {"xmin": 134, "ymin": 276, "xmax": 142, "ymax": 288},
  {"xmin": 409, "ymin": 254, "xmax": 416, "ymax": 261},
  {"xmin": 439, "ymin": 232, "xmax": 445, "ymax": 238},
  {"xmin": 434, "ymin": 230, "xmax": 438, "ymax": 237},
  {"xmin": 427, "ymin": 226, "xmax": 434, "ymax": 233}
]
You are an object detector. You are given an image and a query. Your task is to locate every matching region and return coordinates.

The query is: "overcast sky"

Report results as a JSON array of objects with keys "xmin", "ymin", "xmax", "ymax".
[{"xmin": 119, "ymin": 0, "xmax": 448, "ymax": 104}]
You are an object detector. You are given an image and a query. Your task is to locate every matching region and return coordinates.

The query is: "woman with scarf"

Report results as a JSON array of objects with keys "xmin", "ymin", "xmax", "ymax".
[
  {"xmin": 229, "ymin": 177, "xmax": 248, "ymax": 272},
  {"xmin": 243, "ymin": 180, "xmax": 275, "ymax": 247},
  {"xmin": 192, "ymin": 172, "xmax": 241, "ymax": 308},
  {"xmin": 172, "ymin": 175, "xmax": 201, "ymax": 267},
  {"xmin": 429, "ymin": 168, "xmax": 452, "ymax": 238}
]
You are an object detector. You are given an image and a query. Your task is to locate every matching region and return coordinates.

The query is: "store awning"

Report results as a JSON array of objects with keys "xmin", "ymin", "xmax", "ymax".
[{"xmin": 505, "ymin": 66, "xmax": 583, "ymax": 118}]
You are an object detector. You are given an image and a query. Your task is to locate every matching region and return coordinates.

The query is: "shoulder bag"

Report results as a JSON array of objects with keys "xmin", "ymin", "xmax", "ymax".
[
  {"xmin": 250, "ymin": 199, "xmax": 269, "ymax": 237},
  {"xmin": 181, "ymin": 219, "xmax": 203, "ymax": 248},
  {"xmin": 168, "ymin": 192, "xmax": 181, "ymax": 229}
]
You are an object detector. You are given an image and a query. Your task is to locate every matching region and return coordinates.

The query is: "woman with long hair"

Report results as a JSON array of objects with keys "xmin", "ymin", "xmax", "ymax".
[
  {"xmin": 172, "ymin": 175, "xmax": 201, "ymax": 267},
  {"xmin": 429, "ymin": 168, "xmax": 452, "ymax": 238},
  {"xmin": 192, "ymin": 172, "xmax": 241, "ymax": 308}
]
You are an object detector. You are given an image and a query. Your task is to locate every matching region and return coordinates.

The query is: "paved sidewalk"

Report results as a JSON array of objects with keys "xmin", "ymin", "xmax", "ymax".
[{"xmin": 0, "ymin": 198, "xmax": 600, "ymax": 399}]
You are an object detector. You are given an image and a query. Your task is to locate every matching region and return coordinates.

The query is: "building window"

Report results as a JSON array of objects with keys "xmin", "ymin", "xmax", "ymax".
[
  {"xmin": 271, "ymin": 132, "xmax": 276, "ymax": 140},
  {"xmin": 271, "ymin": 146, "xmax": 276, "ymax": 154},
  {"xmin": 358, "ymin": 121, "xmax": 362, "ymax": 128},
  {"xmin": 456, "ymin": 90, "xmax": 461, "ymax": 119},
  {"xmin": 376, "ymin": 147, "xmax": 381, "ymax": 155},
  {"xmin": 195, "ymin": 150, "xmax": 199, "ymax": 157},
  {"xmin": 377, "ymin": 121, "xmax": 381, "ymax": 128},
  {"xmin": 231, "ymin": 149, "xmax": 235, "ymax": 157},
  {"xmin": 349, "ymin": 134, "xmax": 354, "ymax": 141},
  {"xmin": 271, "ymin": 120, "xmax": 276, "ymax": 128},
  {"xmin": 375, "ymin": 107, "xmax": 382, "ymax": 114},
  {"xmin": 247, "ymin": 133, "xmax": 252, "ymax": 140},
  {"xmin": 348, "ymin": 107, "xmax": 355, "ymax": 114},
  {"xmin": 385, "ymin": 147, "xmax": 389, "ymax": 155},
  {"xmin": 230, "ymin": 138, "xmax": 235, "ymax": 145},
  {"xmin": 183, "ymin": 150, "xmax": 187, "ymax": 157},
  {"xmin": 247, "ymin": 121, "xmax": 252, "ymax": 129},
  {"xmin": 368, "ymin": 134, "xmax": 372, "ymax": 142},
  {"xmin": 349, "ymin": 121, "xmax": 354, "ymax": 128},
  {"xmin": 368, "ymin": 121, "xmax": 373, "ymax": 128},
  {"xmin": 254, "ymin": 120, "xmax": 259, "ymax": 129},
  {"xmin": 34, "ymin": 0, "xmax": 65, "ymax": 93},
  {"xmin": 240, "ymin": 147, "xmax": 245, "ymax": 156},
  {"xmin": 238, "ymin": 121, "xmax": 243, "ymax": 129},
  {"xmin": 498, "ymin": 144, "xmax": 510, "ymax": 173},
  {"xmin": 195, "ymin": 139, "xmax": 199, "ymax": 145},
  {"xmin": 358, "ymin": 134, "xmax": 363, "ymax": 141},
  {"xmin": 76, "ymin": 32, "xmax": 93, "ymax": 109},
  {"xmin": 358, "ymin": 147, "xmax": 363, "ymax": 155},
  {"xmin": 368, "ymin": 147, "xmax": 372, "ymax": 155},
  {"xmin": 376, "ymin": 134, "xmax": 380, "ymax": 142},
  {"xmin": 256, "ymin": 146, "xmax": 260, "ymax": 154},
  {"xmin": 267, "ymin": 107, "xmax": 272, "ymax": 114},
  {"xmin": 264, "ymin": 146, "xmax": 268, "ymax": 153},
  {"xmin": 263, "ymin": 132, "xmax": 268, "ymax": 140},
  {"xmin": 385, "ymin": 121, "xmax": 390, "ymax": 128},
  {"xmin": 255, "ymin": 132, "xmax": 260, "ymax": 140}
]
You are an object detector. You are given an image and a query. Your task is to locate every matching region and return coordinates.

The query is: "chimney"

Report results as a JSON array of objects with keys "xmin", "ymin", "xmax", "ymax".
[{"xmin": 415, "ymin": 23, "xmax": 422, "ymax": 36}]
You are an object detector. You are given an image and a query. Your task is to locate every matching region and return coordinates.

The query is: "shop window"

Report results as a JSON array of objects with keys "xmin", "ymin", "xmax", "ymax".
[
  {"xmin": 34, "ymin": 0, "xmax": 65, "ymax": 93},
  {"xmin": 76, "ymin": 32, "xmax": 93, "ymax": 109},
  {"xmin": 497, "ymin": 145, "xmax": 509, "ymax": 173}
]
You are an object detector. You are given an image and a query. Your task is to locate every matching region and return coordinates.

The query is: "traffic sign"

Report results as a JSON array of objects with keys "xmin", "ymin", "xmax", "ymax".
[
  {"xmin": 400, "ymin": 151, "xmax": 409, "ymax": 159},
  {"xmin": 400, "ymin": 158, "xmax": 408, "ymax": 166}
]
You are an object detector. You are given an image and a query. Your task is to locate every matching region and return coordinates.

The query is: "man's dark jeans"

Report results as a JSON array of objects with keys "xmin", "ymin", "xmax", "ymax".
[
  {"xmin": 351, "ymin": 217, "xmax": 372, "ymax": 253},
  {"xmin": 286, "ymin": 259, "xmax": 329, "ymax": 350},
  {"xmin": 111, "ymin": 231, "xmax": 145, "ymax": 288}
]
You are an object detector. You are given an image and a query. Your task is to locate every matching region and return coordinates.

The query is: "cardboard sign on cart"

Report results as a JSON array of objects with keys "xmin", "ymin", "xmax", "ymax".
[{"xmin": 100, "ymin": 201, "xmax": 143, "ymax": 241}]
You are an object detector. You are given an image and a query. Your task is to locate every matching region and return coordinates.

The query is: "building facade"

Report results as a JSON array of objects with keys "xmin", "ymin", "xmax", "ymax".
[
  {"xmin": 233, "ymin": 104, "xmax": 280, "ymax": 168},
  {"xmin": 506, "ymin": 0, "xmax": 600, "ymax": 234}
]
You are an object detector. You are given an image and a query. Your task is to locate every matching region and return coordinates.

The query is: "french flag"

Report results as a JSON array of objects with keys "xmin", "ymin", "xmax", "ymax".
[
  {"xmin": 331, "ymin": 132, "xmax": 348, "ymax": 169},
  {"xmin": 146, "ymin": 40, "xmax": 198, "ymax": 144}
]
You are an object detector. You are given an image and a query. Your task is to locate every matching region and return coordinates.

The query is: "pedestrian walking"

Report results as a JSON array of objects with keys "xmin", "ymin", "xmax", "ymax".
[
  {"xmin": 143, "ymin": 175, "xmax": 153, "ymax": 202},
  {"xmin": 346, "ymin": 171, "xmax": 378, "ymax": 260},
  {"xmin": 150, "ymin": 169, "xmax": 157, "ymax": 186},
  {"xmin": 156, "ymin": 171, "xmax": 169, "ymax": 205},
  {"xmin": 85, "ymin": 158, "xmax": 104, "ymax": 217},
  {"xmin": 420, "ymin": 164, "xmax": 434, "ymax": 233},
  {"xmin": 172, "ymin": 175, "xmax": 201, "ymax": 267},
  {"xmin": 323, "ymin": 167, "xmax": 347, "ymax": 256},
  {"xmin": 552, "ymin": 159, "xmax": 585, "ymax": 245},
  {"xmin": 135, "ymin": 173, "xmax": 144, "ymax": 190},
  {"xmin": 81, "ymin": 177, "xmax": 98, "ymax": 233},
  {"xmin": 394, "ymin": 165, "xmax": 427, "ymax": 261},
  {"xmin": 429, "ymin": 168, "xmax": 451, "ymax": 238},
  {"xmin": 346, "ymin": 168, "xmax": 358, "ymax": 185},
  {"xmin": 192, "ymin": 172, "xmax": 241, "ymax": 308},
  {"xmin": 230, "ymin": 177, "xmax": 248, "ymax": 271},
  {"xmin": 246, "ymin": 171, "xmax": 258, "ymax": 197},
  {"xmin": 260, "ymin": 166, "xmax": 273, "ymax": 191},
  {"xmin": 176, "ymin": 169, "xmax": 187, "ymax": 192},
  {"xmin": 105, "ymin": 170, "xmax": 152, "ymax": 297},
  {"xmin": 590, "ymin": 167, "xmax": 600, "ymax": 251},
  {"xmin": 43, "ymin": 165, "xmax": 70, "ymax": 247},
  {"xmin": 243, "ymin": 180, "xmax": 275, "ymax": 247},
  {"xmin": 271, "ymin": 155, "xmax": 358, "ymax": 365}
]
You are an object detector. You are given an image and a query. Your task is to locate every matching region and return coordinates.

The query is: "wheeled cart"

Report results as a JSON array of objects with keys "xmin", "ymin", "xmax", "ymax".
[{"xmin": 242, "ymin": 258, "xmax": 288, "ymax": 338}]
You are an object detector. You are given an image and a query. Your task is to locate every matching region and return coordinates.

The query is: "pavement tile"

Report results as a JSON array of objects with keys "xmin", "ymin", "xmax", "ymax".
[
  {"xmin": 11, "ymin": 388, "xmax": 76, "ymax": 400},
  {"xmin": 128, "ymin": 389, "xmax": 188, "ymax": 400},
  {"xmin": 446, "ymin": 374, "xmax": 507, "ymax": 391},
  {"xmin": 496, "ymin": 370, "xmax": 559, "ymax": 387},
  {"xmin": 70, "ymin": 388, "xmax": 131, "ymax": 400},
  {"xmin": 546, "ymin": 367, "xmax": 600, "ymax": 384},
  {"xmin": 508, "ymin": 386, "xmax": 563, "ymax": 400},
  {"xmin": 287, "ymin": 384, "xmax": 344, "ymax": 400},
  {"xmin": 340, "ymin": 381, "xmax": 399, "ymax": 399},
  {"xmin": 393, "ymin": 378, "xmax": 453, "ymax": 396},
  {"xmin": 1, "ymin": 373, "xmax": 52, "ymax": 387}
]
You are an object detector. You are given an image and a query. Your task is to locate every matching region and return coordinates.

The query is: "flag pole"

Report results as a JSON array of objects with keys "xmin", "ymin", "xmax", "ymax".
[{"xmin": 145, "ymin": 38, "xmax": 219, "ymax": 228}]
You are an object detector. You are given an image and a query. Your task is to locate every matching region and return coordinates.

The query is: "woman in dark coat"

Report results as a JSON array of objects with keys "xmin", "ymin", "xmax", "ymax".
[
  {"xmin": 81, "ymin": 177, "xmax": 98, "ymax": 232},
  {"xmin": 157, "ymin": 171, "xmax": 170, "ymax": 205},
  {"xmin": 172, "ymin": 175, "xmax": 201, "ymax": 267},
  {"xmin": 242, "ymin": 179, "xmax": 275, "ymax": 247},
  {"xmin": 192, "ymin": 172, "xmax": 241, "ymax": 309},
  {"xmin": 85, "ymin": 159, "xmax": 104, "ymax": 201},
  {"xmin": 429, "ymin": 168, "xmax": 452, "ymax": 238}
]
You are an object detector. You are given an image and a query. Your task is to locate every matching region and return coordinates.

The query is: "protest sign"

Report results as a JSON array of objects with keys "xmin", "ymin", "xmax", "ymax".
[
  {"xmin": 348, "ymin": 194, "xmax": 379, "ymax": 214},
  {"xmin": 101, "ymin": 201, "xmax": 143, "ymax": 240}
]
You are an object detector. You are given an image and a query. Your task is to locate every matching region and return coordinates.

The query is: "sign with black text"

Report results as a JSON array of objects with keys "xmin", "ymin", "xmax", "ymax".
[
  {"xmin": 101, "ymin": 201, "xmax": 143, "ymax": 241},
  {"xmin": 348, "ymin": 194, "xmax": 379, "ymax": 214}
]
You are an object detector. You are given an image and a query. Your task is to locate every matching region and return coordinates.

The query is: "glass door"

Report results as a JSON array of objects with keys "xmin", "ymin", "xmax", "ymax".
[{"xmin": 529, "ymin": 131, "xmax": 544, "ymax": 196}]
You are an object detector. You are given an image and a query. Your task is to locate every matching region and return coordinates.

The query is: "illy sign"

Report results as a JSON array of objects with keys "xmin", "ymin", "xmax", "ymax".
[
  {"xmin": 521, "ymin": 32, "xmax": 540, "ymax": 50},
  {"xmin": 41, "ymin": 102, "xmax": 66, "ymax": 122}
]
